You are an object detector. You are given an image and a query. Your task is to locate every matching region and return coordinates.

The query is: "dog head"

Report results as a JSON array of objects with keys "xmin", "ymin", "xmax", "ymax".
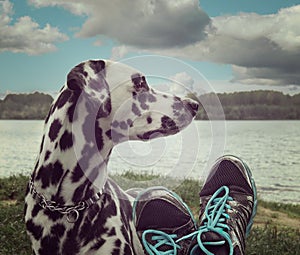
[{"xmin": 66, "ymin": 59, "xmax": 199, "ymax": 146}]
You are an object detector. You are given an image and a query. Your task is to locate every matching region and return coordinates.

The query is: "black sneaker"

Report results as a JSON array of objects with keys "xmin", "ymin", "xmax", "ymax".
[
  {"xmin": 189, "ymin": 155, "xmax": 257, "ymax": 255},
  {"xmin": 133, "ymin": 186, "xmax": 197, "ymax": 255}
]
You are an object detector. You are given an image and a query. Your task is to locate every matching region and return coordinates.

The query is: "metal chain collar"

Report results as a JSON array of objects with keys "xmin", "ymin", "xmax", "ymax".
[{"xmin": 29, "ymin": 177, "xmax": 103, "ymax": 223}]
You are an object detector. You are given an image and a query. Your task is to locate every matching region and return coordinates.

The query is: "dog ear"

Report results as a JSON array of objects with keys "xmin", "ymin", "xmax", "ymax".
[
  {"xmin": 87, "ymin": 60, "xmax": 111, "ymax": 118},
  {"xmin": 67, "ymin": 63, "xmax": 87, "ymax": 91},
  {"xmin": 67, "ymin": 60, "xmax": 111, "ymax": 118}
]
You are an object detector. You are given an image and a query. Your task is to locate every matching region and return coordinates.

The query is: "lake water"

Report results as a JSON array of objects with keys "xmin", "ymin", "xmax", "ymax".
[{"xmin": 0, "ymin": 120, "xmax": 299, "ymax": 204}]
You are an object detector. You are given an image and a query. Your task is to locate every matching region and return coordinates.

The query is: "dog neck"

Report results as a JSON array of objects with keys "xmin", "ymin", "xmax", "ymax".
[{"xmin": 32, "ymin": 87, "xmax": 113, "ymax": 204}]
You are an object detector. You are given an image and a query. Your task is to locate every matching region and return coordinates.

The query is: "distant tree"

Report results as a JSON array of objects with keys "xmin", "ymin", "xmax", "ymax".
[{"xmin": 0, "ymin": 92, "xmax": 53, "ymax": 119}]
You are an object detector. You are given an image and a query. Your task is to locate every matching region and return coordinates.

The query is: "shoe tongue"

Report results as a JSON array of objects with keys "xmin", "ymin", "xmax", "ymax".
[
  {"xmin": 203, "ymin": 231, "xmax": 224, "ymax": 242},
  {"xmin": 201, "ymin": 231, "xmax": 229, "ymax": 255}
]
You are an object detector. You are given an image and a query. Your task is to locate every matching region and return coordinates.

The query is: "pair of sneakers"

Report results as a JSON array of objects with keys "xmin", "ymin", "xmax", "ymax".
[{"xmin": 132, "ymin": 155, "xmax": 257, "ymax": 255}]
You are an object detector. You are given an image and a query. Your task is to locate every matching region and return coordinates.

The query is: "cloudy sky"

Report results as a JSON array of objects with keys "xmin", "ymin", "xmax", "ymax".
[{"xmin": 1, "ymin": 0, "xmax": 300, "ymax": 96}]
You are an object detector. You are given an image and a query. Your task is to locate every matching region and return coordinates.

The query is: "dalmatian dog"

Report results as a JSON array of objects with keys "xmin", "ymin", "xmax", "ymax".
[{"xmin": 24, "ymin": 59, "xmax": 199, "ymax": 255}]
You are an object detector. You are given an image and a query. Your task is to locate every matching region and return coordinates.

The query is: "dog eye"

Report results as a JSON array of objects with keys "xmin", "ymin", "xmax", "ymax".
[{"xmin": 131, "ymin": 75, "xmax": 149, "ymax": 92}]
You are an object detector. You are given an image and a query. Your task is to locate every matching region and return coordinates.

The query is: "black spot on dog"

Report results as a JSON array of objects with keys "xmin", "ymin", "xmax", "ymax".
[
  {"xmin": 148, "ymin": 94, "xmax": 157, "ymax": 102},
  {"xmin": 86, "ymin": 204, "xmax": 100, "ymax": 222},
  {"xmin": 59, "ymin": 130, "xmax": 74, "ymax": 151},
  {"xmin": 34, "ymin": 160, "xmax": 39, "ymax": 172},
  {"xmin": 97, "ymin": 96, "xmax": 111, "ymax": 118},
  {"xmin": 138, "ymin": 93, "xmax": 147, "ymax": 104},
  {"xmin": 73, "ymin": 183, "xmax": 86, "ymax": 203},
  {"xmin": 39, "ymin": 235, "xmax": 60, "ymax": 255},
  {"xmin": 82, "ymin": 114, "xmax": 95, "ymax": 143},
  {"xmin": 95, "ymin": 123, "xmax": 104, "ymax": 151},
  {"xmin": 39, "ymin": 135, "xmax": 45, "ymax": 154},
  {"xmin": 105, "ymin": 129, "xmax": 112, "ymax": 140},
  {"xmin": 147, "ymin": 116, "xmax": 152, "ymax": 124},
  {"xmin": 51, "ymin": 223, "xmax": 66, "ymax": 238},
  {"xmin": 132, "ymin": 103, "xmax": 141, "ymax": 116},
  {"xmin": 44, "ymin": 110, "xmax": 51, "ymax": 124},
  {"xmin": 120, "ymin": 121, "xmax": 127, "ymax": 130},
  {"xmin": 50, "ymin": 194, "xmax": 65, "ymax": 206},
  {"xmin": 131, "ymin": 73, "xmax": 149, "ymax": 91},
  {"xmin": 124, "ymin": 243, "xmax": 132, "ymax": 255},
  {"xmin": 140, "ymin": 102, "xmax": 149, "ymax": 110},
  {"xmin": 36, "ymin": 165, "xmax": 51, "ymax": 188},
  {"xmin": 32, "ymin": 203, "xmax": 42, "ymax": 217},
  {"xmin": 62, "ymin": 229, "xmax": 80, "ymax": 255},
  {"xmin": 79, "ymin": 204, "xmax": 110, "ymax": 248},
  {"xmin": 127, "ymin": 119, "xmax": 133, "ymax": 127},
  {"xmin": 87, "ymin": 166, "xmax": 100, "ymax": 183},
  {"xmin": 55, "ymin": 89, "xmax": 72, "ymax": 110},
  {"xmin": 91, "ymin": 238, "xmax": 106, "ymax": 250},
  {"xmin": 106, "ymin": 129, "xmax": 125, "ymax": 143},
  {"xmin": 151, "ymin": 88, "xmax": 157, "ymax": 94},
  {"xmin": 131, "ymin": 73, "xmax": 142, "ymax": 86},
  {"xmin": 112, "ymin": 120, "xmax": 119, "ymax": 128},
  {"xmin": 112, "ymin": 239, "xmax": 122, "ymax": 255},
  {"xmin": 49, "ymin": 119, "xmax": 62, "ymax": 142},
  {"xmin": 44, "ymin": 207, "xmax": 64, "ymax": 222},
  {"xmin": 67, "ymin": 91, "xmax": 80, "ymax": 123},
  {"xmin": 44, "ymin": 150, "xmax": 51, "ymax": 161},
  {"xmin": 161, "ymin": 116, "xmax": 177, "ymax": 130},
  {"xmin": 111, "ymin": 249, "xmax": 120, "ymax": 255},
  {"xmin": 71, "ymin": 163, "xmax": 84, "ymax": 183},
  {"xmin": 67, "ymin": 63, "xmax": 86, "ymax": 91},
  {"xmin": 89, "ymin": 60, "xmax": 105, "ymax": 74},
  {"xmin": 107, "ymin": 227, "xmax": 116, "ymax": 237},
  {"xmin": 120, "ymin": 225, "xmax": 130, "ymax": 241},
  {"xmin": 26, "ymin": 219, "xmax": 43, "ymax": 240},
  {"xmin": 51, "ymin": 161, "xmax": 64, "ymax": 185},
  {"xmin": 72, "ymin": 179, "xmax": 95, "ymax": 203},
  {"xmin": 24, "ymin": 201, "xmax": 28, "ymax": 216},
  {"xmin": 138, "ymin": 93, "xmax": 149, "ymax": 110},
  {"xmin": 35, "ymin": 161, "xmax": 64, "ymax": 188}
]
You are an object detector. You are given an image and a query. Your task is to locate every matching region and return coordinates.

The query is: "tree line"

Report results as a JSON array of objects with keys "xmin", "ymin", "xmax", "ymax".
[
  {"xmin": 187, "ymin": 90, "xmax": 300, "ymax": 120},
  {"xmin": 0, "ymin": 90, "xmax": 300, "ymax": 120},
  {"xmin": 0, "ymin": 92, "xmax": 53, "ymax": 119}
]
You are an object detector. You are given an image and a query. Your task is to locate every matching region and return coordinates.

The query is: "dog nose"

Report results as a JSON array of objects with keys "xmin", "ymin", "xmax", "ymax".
[
  {"xmin": 189, "ymin": 101, "xmax": 199, "ymax": 112},
  {"xmin": 183, "ymin": 98, "xmax": 199, "ymax": 115}
]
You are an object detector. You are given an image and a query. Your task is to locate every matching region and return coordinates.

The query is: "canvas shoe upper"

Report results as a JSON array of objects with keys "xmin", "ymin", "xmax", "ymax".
[{"xmin": 133, "ymin": 186, "xmax": 197, "ymax": 255}]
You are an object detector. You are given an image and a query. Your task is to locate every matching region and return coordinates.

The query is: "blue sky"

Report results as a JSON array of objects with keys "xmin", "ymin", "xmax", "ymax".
[{"xmin": 1, "ymin": 0, "xmax": 300, "ymax": 97}]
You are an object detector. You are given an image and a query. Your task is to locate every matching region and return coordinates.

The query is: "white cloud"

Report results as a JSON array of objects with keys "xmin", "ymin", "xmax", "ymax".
[
  {"xmin": 110, "ymin": 45, "xmax": 130, "ymax": 60},
  {"xmin": 169, "ymin": 72, "xmax": 194, "ymax": 95},
  {"xmin": 28, "ymin": 0, "xmax": 211, "ymax": 48},
  {"xmin": 26, "ymin": 1, "xmax": 300, "ymax": 86},
  {"xmin": 0, "ymin": 0, "xmax": 68, "ymax": 55},
  {"xmin": 155, "ymin": 5, "xmax": 300, "ymax": 86}
]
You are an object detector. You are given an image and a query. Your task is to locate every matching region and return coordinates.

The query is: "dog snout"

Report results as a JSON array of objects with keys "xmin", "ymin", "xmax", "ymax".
[{"xmin": 183, "ymin": 98, "xmax": 199, "ymax": 116}]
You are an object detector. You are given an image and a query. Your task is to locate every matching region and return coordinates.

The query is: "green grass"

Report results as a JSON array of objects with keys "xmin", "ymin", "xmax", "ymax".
[
  {"xmin": 246, "ymin": 227, "xmax": 300, "ymax": 255},
  {"xmin": 0, "ymin": 174, "xmax": 299, "ymax": 254},
  {"xmin": 258, "ymin": 199, "xmax": 300, "ymax": 218}
]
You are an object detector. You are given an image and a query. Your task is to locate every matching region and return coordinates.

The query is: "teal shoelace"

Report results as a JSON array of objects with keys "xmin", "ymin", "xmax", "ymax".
[
  {"xmin": 184, "ymin": 185, "xmax": 234, "ymax": 255},
  {"xmin": 142, "ymin": 229, "xmax": 180, "ymax": 255},
  {"xmin": 141, "ymin": 186, "xmax": 233, "ymax": 255}
]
